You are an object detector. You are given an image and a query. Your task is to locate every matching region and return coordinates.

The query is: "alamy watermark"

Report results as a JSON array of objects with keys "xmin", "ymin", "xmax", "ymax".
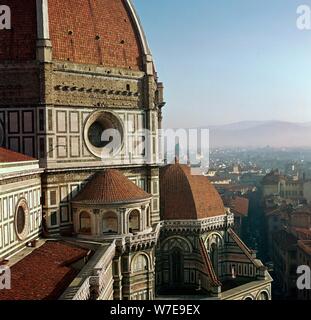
[
  {"xmin": 297, "ymin": 265, "xmax": 311, "ymax": 291},
  {"xmin": 0, "ymin": 266, "xmax": 11, "ymax": 290},
  {"xmin": 96, "ymin": 123, "xmax": 210, "ymax": 176},
  {"xmin": 0, "ymin": 5, "xmax": 11, "ymax": 30},
  {"xmin": 297, "ymin": 4, "xmax": 311, "ymax": 30}
]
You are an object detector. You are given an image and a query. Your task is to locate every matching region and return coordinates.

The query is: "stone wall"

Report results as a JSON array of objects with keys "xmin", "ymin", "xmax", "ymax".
[{"xmin": 0, "ymin": 172, "xmax": 42, "ymax": 259}]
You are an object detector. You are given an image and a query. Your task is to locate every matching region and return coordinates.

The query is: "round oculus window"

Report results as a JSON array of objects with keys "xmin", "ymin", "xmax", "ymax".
[
  {"xmin": 84, "ymin": 111, "xmax": 124, "ymax": 158},
  {"xmin": 14, "ymin": 199, "xmax": 29, "ymax": 241},
  {"xmin": 16, "ymin": 206, "xmax": 26, "ymax": 234}
]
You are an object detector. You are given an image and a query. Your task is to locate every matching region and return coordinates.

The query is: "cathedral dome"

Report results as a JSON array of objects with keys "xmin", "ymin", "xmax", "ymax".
[
  {"xmin": 73, "ymin": 169, "xmax": 152, "ymax": 205},
  {"xmin": 160, "ymin": 164, "xmax": 225, "ymax": 220},
  {"xmin": 1, "ymin": 0, "xmax": 150, "ymax": 70},
  {"xmin": 48, "ymin": 0, "xmax": 145, "ymax": 69}
]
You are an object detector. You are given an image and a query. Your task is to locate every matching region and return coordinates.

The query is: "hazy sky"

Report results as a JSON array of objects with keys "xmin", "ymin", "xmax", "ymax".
[{"xmin": 133, "ymin": 0, "xmax": 311, "ymax": 128}]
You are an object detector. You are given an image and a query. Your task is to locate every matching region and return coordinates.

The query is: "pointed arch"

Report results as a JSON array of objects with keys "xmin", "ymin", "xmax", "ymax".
[
  {"xmin": 161, "ymin": 236, "xmax": 192, "ymax": 253},
  {"xmin": 131, "ymin": 252, "xmax": 150, "ymax": 273}
]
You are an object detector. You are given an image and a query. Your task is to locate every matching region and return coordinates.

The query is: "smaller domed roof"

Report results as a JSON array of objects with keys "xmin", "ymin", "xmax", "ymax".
[
  {"xmin": 73, "ymin": 169, "xmax": 151, "ymax": 205},
  {"xmin": 160, "ymin": 164, "xmax": 225, "ymax": 220}
]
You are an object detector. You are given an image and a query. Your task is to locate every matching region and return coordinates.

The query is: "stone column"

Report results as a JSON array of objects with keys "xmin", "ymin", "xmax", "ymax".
[
  {"xmin": 93, "ymin": 209, "xmax": 100, "ymax": 236},
  {"xmin": 141, "ymin": 205, "xmax": 146, "ymax": 231},
  {"xmin": 118, "ymin": 208, "xmax": 127, "ymax": 235},
  {"xmin": 119, "ymin": 210, "xmax": 124, "ymax": 235},
  {"xmin": 72, "ymin": 208, "xmax": 78, "ymax": 233}
]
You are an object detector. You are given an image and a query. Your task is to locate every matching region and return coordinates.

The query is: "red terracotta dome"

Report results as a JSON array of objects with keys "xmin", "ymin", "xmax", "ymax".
[
  {"xmin": 160, "ymin": 164, "xmax": 225, "ymax": 220},
  {"xmin": 73, "ymin": 169, "xmax": 152, "ymax": 205},
  {"xmin": 0, "ymin": 0, "xmax": 149, "ymax": 70},
  {"xmin": 48, "ymin": 0, "xmax": 144, "ymax": 69}
]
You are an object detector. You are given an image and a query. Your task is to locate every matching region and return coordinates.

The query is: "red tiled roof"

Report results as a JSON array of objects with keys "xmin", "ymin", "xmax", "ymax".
[
  {"xmin": 1, "ymin": 1, "xmax": 144, "ymax": 69},
  {"xmin": 228, "ymin": 228, "xmax": 261, "ymax": 268},
  {"xmin": 48, "ymin": 0, "xmax": 143, "ymax": 70},
  {"xmin": 0, "ymin": 147, "xmax": 36, "ymax": 163},
  {"xmin": 160, "ymin": 164, "xmax": 225, "ymax": 220},
  {"xmin": 0, "ymin": 241, "xmax": 89, "ymax": 300},
  {"xmin": 298, "ymin": 240, "xmax": 311, "ymax": 256},
  {"xmin": 199, "ymin": 238, "xmax": 221, "ymax": 287},
  {"xmin": 73, "ymin": 169, "xmax": 151, "ymax": 205},
  {"xmin": 225, "ymin": 197, "xmax": 249, "ymax": 217}
]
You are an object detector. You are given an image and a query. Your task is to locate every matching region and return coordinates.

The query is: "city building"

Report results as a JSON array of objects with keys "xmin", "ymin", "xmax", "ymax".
[
  {"xmin": 269, "ymin": 205, "xmax": 311, "ymax": 299},
  {"xmin": 262, "ymin": 170, "xmax": 311, "ymax": 203},
  {"xmin": 272, "ymin": 230, "xmax": 298, "ymax": 299},
  {"xmin": 297, "ymin": 240, "xmax": 311, "ymax": 300},
  {"xmin": 223, "ymin": 196, "xmax": 249, "ymax": 237},
  {"xmin": 0, "ymin": 0, "xmax": 271, "ymax": 301}
]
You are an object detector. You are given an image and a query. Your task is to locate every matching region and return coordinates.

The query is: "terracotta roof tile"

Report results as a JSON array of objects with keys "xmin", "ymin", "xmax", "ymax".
[
  {"xmin": 0, "ymin": 147, "xmax": 36, "ymax": 163},
  {"xmin": 228, "ymin": 228, "xmax": 261, "ymax": 268},
  {"xmin": 225, "ymin": 197, "xmax": 249, "ymax": 216},
  {"xmin": 48, "ymin": 0, "xmax": 143, "ymax": 70},
  {"xmin": 0, "ymin": 241, "xmax": 89, "ymax": 300},
  {"xmin": 199, "ymin": 238, "xmax": 221, "ymax": 287},
  {"xmin": 298, "ymin": 240, "xmax": 311, "ymax": 256},
  {"xmin": 160, "ymin": 164, "xmax": 225, "ymax": 220},
  {"xmin": 73, "ymin": 169, "xmax": 151, "ymax": 205}
]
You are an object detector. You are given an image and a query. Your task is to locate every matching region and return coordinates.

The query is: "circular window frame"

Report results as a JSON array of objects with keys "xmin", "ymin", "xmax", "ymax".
[
  {"xmin": 14, "ymin": 198, "xmax": 30, "ymax": 241},
  {"xmin": 84, "ymin": 110, "xmax": 125, "ymax": 159}
]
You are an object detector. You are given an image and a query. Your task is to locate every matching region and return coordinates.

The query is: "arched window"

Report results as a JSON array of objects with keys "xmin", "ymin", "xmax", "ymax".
[
  {"xmin": 132, "ymin": 254, "xmax": 148, "ymax": 273},
  {"xmin": 171, "ymin": 248, "xmax": 184, "ymax": 286},
  {"xmin": 206, "ymin": 233, "xmax": 223, "ymax": 277},
  {"xmin": 206, "ymin": 233, "xmax": 223, "ymax": 250},
  {"xmin": 103, "ymin": 212, "xmax": 118, "ymax": 234},
  {"xmin": 258, "ymin": 291, "xmax": 269, "ymax": 300},
  {"xmin": 162, "ymin": 236, "xmax": 192, "ymax": 253},
  {"xmin": 210, "ymin": 243, "xmax": 219, "ymax": 276},
  {"xmin": 129, "ymin": 210, "xmax": 140, "ymax": 233},
  {"xmin": 80, "ymin": 211, "xmax": 91, "ymax": 234}
]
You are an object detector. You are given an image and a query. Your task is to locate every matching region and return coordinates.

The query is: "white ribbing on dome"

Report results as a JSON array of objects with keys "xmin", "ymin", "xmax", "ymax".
[
  {"xmin": 36, "ymin": 0, "xmax": 50, "ymax": 40},
  {"xmin": 125, "ymin": 0, "xmax": 156, "ymax": 75},
  {"xmin": 36, "ymin": 0, "xmax": 52, "ymax": 62}
]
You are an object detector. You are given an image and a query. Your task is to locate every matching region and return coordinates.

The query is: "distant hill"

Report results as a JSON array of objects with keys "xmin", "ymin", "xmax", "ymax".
[{"xmin": 206, "ymin": 121, "xmax": 311, "ymax": 148}]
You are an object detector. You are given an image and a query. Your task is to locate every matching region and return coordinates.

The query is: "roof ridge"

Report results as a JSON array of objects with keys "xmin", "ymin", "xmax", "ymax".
[
  {"xmin": 227, "ymin": 228, "xmax": 261, "ymax": 268},
  {"xmin": 199, "ymin": 238, "xmax": 222, "ymax": 287},
  {"xmin": 174, "ymin": 164, "xmax": 198, "ymax": 217}
]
